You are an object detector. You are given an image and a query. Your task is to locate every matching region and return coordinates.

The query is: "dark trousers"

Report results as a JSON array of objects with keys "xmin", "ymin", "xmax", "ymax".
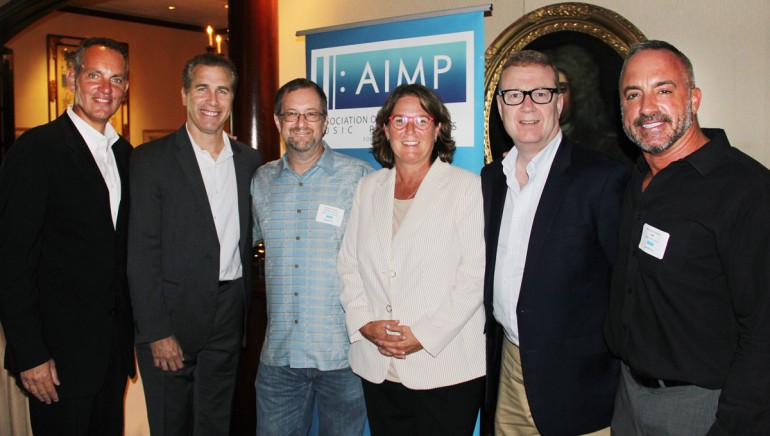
[
  {"xmin": 136, "ymin": 278, "xmax": 245, "ymax": 436},
  {"xmin": 611, "ymin": 363, "xmax": 720, "ymax": 436},
  {"xmin": 28, "ymin": 331, "xmax": 128, "ymax": 436},
  {"xmin": 362, "ymin": 376, "xmax": 484, "ymax": 436}
]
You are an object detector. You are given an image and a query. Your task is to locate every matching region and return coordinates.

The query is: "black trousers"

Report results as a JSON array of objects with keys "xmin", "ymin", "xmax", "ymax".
[
  {"xmin": 28, "ymin": 329, "xmax": 129, "ymax": 436},
  {"xmin": 136, "ymin": 278, "xmax": 245, "ymax": 436},
  {"xmin": 362, "ymin": 376, "xmax": 484, "ymax": 436}
]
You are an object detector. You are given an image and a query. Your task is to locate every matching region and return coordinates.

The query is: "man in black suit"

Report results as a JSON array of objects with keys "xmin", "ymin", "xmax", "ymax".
[
  {"xmin": 128, "ymin": 53, "xmax": 261, "ymax": 435},
  {"xmin": 0, "ymin": 37, "xmax": 135, "ymax": 435},
  {"xmin": 481, "ymin": 50, "xmax": 628, "ymax": 435}
]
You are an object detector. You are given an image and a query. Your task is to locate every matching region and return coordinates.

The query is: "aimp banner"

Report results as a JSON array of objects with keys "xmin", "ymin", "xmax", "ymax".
[{"xmin": 301, "ymin": 6, "xmax": 488, "ymax": 173}]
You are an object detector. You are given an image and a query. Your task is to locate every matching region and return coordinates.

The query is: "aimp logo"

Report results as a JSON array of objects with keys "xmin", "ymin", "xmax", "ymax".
[
  {"xmin": 310, "ymin": 31, "xmax": 475, "ymax": 149},
  {"xmin": 311, "ymin": 32, "xmax": 472, "ymax": 109}
]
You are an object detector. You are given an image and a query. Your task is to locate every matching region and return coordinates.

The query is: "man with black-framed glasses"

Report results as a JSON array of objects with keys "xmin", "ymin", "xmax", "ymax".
[
  {"xmin": 481, "ymin": 50, "xmax": 629, "ymax": 435},
  {"xmin": 250, "ymin": 78, "xmax": 371, "ymax": 435}
]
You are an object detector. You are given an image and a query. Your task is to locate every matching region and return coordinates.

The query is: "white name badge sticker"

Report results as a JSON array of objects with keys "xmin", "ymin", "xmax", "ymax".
[
  {"xmin": 316, "ymin": 204, "xmax": 344, "ymax": 227},
  {"xmin": 639, "ymin": 223, "xmax": 670, "ymax": 260}
]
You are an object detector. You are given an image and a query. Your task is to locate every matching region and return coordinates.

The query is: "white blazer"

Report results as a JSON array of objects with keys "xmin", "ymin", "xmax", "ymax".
[{"xmin": 338, "ymin": 160, "xmax": 486, "ymax": 390}]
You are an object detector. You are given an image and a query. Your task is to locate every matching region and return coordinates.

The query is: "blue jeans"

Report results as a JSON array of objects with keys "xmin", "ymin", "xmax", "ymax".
[{"xmin": 256, "ymin": 363, "xmax": 367, "ymax": 436}]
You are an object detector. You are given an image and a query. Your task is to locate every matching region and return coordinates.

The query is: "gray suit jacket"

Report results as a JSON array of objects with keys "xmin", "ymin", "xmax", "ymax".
[{"xmin": 127, "ymin": 126, "xmax": 261, "ymax": 351}]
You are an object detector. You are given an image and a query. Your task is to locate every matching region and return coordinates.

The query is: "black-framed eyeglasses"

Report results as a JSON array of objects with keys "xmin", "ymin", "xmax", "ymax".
[
  {"xmin": 387, "ymin": 115, "xmax": 435, "ymax": 130},
  {"xmin": 496, "ymin": 88, "xmax": 559, "ymax": 106},
  {"xmin": 279, "ymin": 111, "xmax": 326, "ymax": 122}
]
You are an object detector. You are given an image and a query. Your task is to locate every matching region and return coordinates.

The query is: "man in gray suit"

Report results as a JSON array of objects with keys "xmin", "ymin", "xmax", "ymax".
[{"xmin": 128, "ymin": 53, "xmax": 261, "ymax": 435}]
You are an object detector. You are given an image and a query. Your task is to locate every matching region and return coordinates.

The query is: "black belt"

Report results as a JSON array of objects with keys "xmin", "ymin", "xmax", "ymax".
[
  {"xmin": 218, "ymin": 280, "xmax": 232, "ymax": 287},
  {"xmin": 629, "ymin": 368, "xmax": 691, "ymax": 389}
]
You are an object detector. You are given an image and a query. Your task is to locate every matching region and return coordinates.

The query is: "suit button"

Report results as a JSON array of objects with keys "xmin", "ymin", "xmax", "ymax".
[{"xmin": 386, "ymin": 305, "xmax": 392, "ymax": 313}]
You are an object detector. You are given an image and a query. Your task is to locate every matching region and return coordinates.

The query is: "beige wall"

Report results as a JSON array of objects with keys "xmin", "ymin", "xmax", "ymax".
[
  {"xmin": 278, "ymin": 0, "xmax": 770, "ymax": 166},
  {"xmin": 8, "ymin": 11, "xmax": 207, "ymax": 146},
  {"xmin": 11, "ymin": 1, "xmax": 768, "ymax": 163}
]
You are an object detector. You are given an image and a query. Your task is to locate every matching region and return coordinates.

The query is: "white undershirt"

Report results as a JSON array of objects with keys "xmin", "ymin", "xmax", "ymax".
[
  {"xmin": 493, "ymin": 131, "xmax": 562, "ymax": 345},
  {"xmin": 186, "ymin": 126, "xmax": 242, "ymax": 281},
  {"xmin": 67, "ymin": 106, "xmax": 121, "ymax": 228}
]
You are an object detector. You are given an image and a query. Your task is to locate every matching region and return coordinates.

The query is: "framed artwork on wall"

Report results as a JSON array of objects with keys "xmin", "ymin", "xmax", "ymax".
[{"xmin": 46, "ymin": 34, "xmax": 130, "ymax": 140}]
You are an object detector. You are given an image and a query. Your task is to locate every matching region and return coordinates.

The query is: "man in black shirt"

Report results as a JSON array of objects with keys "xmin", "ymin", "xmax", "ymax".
[{"xmin": 605, "ymin": 40, "xmax": 770, "ymax": 435}]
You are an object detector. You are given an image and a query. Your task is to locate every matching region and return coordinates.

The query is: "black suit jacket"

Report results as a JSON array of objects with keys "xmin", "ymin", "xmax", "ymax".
[
  {"xmin": 482, "ymin": 137, "xmax": 628, "ymax": 435},
  {"xmin": 0, "ymin": 114, "xmax": 135, "ymax": 398},
  {"xmin": 127, "ymin": 126, "xmax": 261, "ymax": 351}
]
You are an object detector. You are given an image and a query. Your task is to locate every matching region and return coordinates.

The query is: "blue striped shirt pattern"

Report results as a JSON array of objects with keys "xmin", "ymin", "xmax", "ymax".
[{"xmin": 251, "ymin": 142, "xmax": 372, "ymax": 370}]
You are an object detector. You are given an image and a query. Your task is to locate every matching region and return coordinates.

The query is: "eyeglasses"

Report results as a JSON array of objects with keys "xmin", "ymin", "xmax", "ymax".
[
  {"xmin": 387, "ymin": 115, "xmax": 435, "ymax": 130},
  {"xmin": 496, "ymin": 88, "xmax": 559, "ymax": 106},
  {"xmin": 279, "ymin": 111, "xmax": 326, "ymax": 122}
]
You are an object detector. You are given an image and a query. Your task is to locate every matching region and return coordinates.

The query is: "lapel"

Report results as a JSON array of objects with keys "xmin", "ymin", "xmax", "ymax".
[
  {"xmin": 172, "ymin": 127, "xmax": 217, "ymax": 233},
  {"xmin": 113, "ymin": 138, "xmax": 131, "ymax": 232},
  {"xmin": 231, "ymin": 140, "xmax": 251, "ymax": 254},
  {"xmin": 370, "ymin": 169, "xmax": 395, "ymax": 265},
  {"xmin": 485, "ymin": 161, "xmax": 507, "ymax": 267},
  {"xmin": 524, "ymin": 137, "xmax": 572, "ymax": 268},
  {"xmin": 391, "ymin": 160, "xmax": 450, "ymax": 252},
  {"xmin": 58, "ymin": 114, "xmax": 114, "ymax": 229}
]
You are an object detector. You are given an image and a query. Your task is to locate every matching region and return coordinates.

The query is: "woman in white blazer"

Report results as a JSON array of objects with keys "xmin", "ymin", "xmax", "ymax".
[{"xmin": 338, "ymin": 84, "xmax": 485, "ymax": 435}]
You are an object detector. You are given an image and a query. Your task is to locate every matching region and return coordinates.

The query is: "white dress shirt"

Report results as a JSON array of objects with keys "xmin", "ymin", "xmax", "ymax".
[
  {"xmin": 493, "ymin": 131, "xmax": 562, "ymax": 345},
  {"xmin": 187, "ymin": 127, "xmax": 242, "ymax": 281},
  {"xmin": 67, "ymin": 106, "xmax": 121, "ymax": 228}
]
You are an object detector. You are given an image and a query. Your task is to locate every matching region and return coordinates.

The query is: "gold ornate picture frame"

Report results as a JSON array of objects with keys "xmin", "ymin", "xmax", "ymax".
[
  {"xmin": 484, "ymin": 2, "xmax": 646, "ymax": 163},
  {"xmin": 47, "ymin": 34, "xmax": 130, "ymax": 139}
]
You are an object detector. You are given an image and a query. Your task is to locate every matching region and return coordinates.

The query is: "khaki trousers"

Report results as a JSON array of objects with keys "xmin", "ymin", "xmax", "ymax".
[{"xmin": 495, "ymin": 338, "xmax": 610, "ymax": 436}]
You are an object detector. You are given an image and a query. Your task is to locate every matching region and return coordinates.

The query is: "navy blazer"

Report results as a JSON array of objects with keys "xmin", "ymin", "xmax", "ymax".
[
  {"xmin": 482, "ymin": 137, "xmax": 628, "ymax": 435},
  {"xmin": 0, "ymin": 114, "xmax": 135, "ymax": 397}
]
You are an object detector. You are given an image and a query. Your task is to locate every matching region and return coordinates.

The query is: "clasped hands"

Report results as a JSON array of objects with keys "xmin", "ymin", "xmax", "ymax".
[{"xmin": 360, "ymin": 320, "xmax": 423, "ymax": 359}]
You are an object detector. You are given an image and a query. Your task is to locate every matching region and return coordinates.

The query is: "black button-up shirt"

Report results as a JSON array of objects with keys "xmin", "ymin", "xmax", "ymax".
[{"xmin": 605, "ymin": 129, "xmax": 770, "ymax": 434}]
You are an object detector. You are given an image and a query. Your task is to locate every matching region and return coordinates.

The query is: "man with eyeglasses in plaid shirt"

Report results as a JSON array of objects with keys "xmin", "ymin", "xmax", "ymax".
[{"xmin": 251, "ymin": 78, "xmax": 372, "ymax": 435}]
